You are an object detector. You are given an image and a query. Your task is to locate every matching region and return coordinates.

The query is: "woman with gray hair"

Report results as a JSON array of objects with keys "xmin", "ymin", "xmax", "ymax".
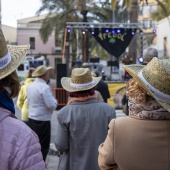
[{"xmin": 143, "ymin": 47, "xmax": 158, "ymax": 65}]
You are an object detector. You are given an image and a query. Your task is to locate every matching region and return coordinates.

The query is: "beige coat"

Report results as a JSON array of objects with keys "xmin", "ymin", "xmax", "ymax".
[{"xmin": 98, "ymin": 116, "xmax": 170, "ymax": 170}]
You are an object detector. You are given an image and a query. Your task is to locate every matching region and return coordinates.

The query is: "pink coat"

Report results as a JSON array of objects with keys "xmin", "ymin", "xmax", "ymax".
[{"xmin": 0, "ymin": 107, "xmax": 46, "ymax": 170}]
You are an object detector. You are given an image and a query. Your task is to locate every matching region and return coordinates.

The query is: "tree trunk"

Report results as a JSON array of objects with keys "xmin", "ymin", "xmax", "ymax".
[{"xmin": 128, "ymin": 0, "xmax": 139, "ymax": 64}]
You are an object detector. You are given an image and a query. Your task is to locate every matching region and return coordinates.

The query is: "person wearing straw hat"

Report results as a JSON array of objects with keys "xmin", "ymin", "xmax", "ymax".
[
  {"xmin": 0, "ymin": 29, "xmax": 46, "ymax": 169},
  {"xmin": 55, "ymin": 67, "xmax": 116, "ymax": 170},
  {"xmin": 98, "ymin": 57, "xmax": 170, "ymax": 170},
  {"xmin": 27, "ymin": 65, "xmax": 57, "ymax": 161},
  {"xmin": 17, "ymin": 67, "xmax": 35, "ymax": 124}
]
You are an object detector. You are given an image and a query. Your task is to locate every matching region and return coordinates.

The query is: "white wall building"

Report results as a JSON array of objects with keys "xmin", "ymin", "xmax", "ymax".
[{"xmin": 156, "ymin": 17, "xmax": 170, "ymax": 58}]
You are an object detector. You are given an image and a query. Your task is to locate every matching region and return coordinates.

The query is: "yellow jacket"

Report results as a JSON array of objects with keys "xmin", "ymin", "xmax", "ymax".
[{"xmin": 17, "ymin": 78, "xmax": 35, "ymax": 121}]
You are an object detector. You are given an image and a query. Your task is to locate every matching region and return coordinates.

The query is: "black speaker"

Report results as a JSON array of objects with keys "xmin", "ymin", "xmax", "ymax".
[
  {"xmin": 89, "ymin": 58, "xmax": 100, "ymax": 63},
  {"xmin": 56, "ymin": 64, "xmax": 67, "ymax": 88},
  {"xmin": 107, "ymin": 61, "xmax": 119, "ymax": 68}
]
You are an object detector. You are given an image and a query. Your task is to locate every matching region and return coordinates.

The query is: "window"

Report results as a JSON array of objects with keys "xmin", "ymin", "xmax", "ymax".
[
  {"xmin": 30, "ymin": 37, "xmax": 35, "ymax": 50},
  {"xmin": 142, "ymin": 6, "xmax": 150, "ymax": 16},
  {"xmin": 164, "ymin": 37, "xmax": 167, "ymax": 57},
  {"xmin": 150, "ymin": 20, "xmax": 155, "ymax": 28},
  {"xmin": 17, "ymin": 64, "xmax": 24, "ymax": 71},
  {"xmin": 150, "ymin": 5, "xmax": 157, "ymax": 13},
  {"xmin": 143, "ymin": 20, "xmax": 150, "ymax": 28}
]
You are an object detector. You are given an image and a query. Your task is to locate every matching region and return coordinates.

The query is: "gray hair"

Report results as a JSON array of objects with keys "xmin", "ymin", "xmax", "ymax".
[{"xmin": 143, "ymin": 47, "xmax": 158, "ymax": 64}]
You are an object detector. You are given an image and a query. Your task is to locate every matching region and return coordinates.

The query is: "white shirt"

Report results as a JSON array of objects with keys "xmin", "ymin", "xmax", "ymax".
[{"xmin": 27, "ymin": 78, "xmax": 57, "ymax": 121}]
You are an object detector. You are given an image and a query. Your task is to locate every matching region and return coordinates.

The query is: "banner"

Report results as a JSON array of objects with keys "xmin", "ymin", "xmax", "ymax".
[
  {"xmin": 90, "ymin": 28, "xmax": 137, "ymax": 58},
  {"xmin": 107, "ymin": 83, "xmax": 126, "ymax": 108}
]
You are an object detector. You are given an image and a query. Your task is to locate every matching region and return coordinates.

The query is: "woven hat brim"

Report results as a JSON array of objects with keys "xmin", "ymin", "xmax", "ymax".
[
  {"xmin": 32, "ymin": 67, "xmax": 52, "ymax": 77},
  {"xmin": 0, "ymin": 45, "xmax": 30, "ymax": 80},
  {"xmin": 123, "ymin": 64, "xmax": 170, "ymax": 112},
  {"xmin": 61, "ymin": 76, "xmax": 101, "ymax": 92}
]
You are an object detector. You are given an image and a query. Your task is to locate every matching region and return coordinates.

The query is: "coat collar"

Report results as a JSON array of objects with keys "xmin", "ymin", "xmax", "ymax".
[
  {"xmin": 69, "ymin": 98, "xmax": 99, "ymax": 105},
  {"xmin": 0, "ymin": 107, "xmax": 13, "ymax": 122}
]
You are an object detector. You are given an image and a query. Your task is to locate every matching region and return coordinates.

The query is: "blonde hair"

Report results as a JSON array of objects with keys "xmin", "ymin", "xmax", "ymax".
[
  {"xmin": 126, "ymin": 78, "xmax": 152, "ymax": 104},
  {"xmin": 26, "ymin": 67, "xmax": 35, "ymax": 79}
]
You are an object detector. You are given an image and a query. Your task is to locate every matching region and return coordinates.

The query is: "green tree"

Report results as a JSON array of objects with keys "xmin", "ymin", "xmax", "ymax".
[{"xmin": 151, "ymin": 0, "xmax": 170, "ymax": 21}]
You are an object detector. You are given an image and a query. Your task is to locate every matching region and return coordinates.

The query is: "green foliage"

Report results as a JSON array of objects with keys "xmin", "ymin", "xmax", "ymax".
[{"xmin": 151, "ymin": 0, "xmax": 170, "ymax": 21}]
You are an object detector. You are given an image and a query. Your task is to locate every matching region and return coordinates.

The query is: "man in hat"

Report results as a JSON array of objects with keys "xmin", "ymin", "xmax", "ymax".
[
  {"xmin": 0, "ymin": 29, "xmax": 46, "ymax": 169},
  {"xmin": 27, "ymin": 65, "xmax": 57, "ymax": 161},
  {"xmin": 55, "ymin": 68, "xmax": 116, "ymax": 170},
  {"xmin": 91, "ymin": 69, "xmax": 110, "ymax": 103}
]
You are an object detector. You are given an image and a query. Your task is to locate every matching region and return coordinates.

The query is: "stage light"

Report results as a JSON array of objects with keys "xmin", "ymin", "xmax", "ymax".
[
  {"xmin": 91, "ymin": 31, "xmax": 94, "ymax": 35},
  {"xmin": 117, "ymin": 29, "xmax": 121, "ymax": 33},
  {"xmin": 138, "ymin": 57, "xmax": 143, "ymax": 63},
  {"xmin": 82, "ymin": 31, "xmax": 86, "ymax": 34},
  {"xmin": 105, "ymin": 29, "xmax": 109, "ymax": 33},
  {"xmin": 153, "ymin": 29, "xmax": 156, "ymax": 34},
  {"xmin": 132, "ymin": 31, "xmax": 135, "ymax": 35},
  {"xmin": 67, "ymin": 29, "xmax": 71, "ymax": 33},
  {"xmin": 112, "ymin": 30, "xmax": 115, "ymax": 34}
]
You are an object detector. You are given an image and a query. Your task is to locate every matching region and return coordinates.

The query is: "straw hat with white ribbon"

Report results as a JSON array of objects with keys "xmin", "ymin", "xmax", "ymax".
[
  {"xmin": 123, "ymin": 57, "xmax": 170, "ymax": 112},
  {"xmin": 61, "ymin": 68, "xmax": 101, "ymax": 92},
  {"xmin": 32, "ymin": 65, "xmax": 52, "ymax": 77},
  {"xmin": 0, "ymin": 29, "xmax": 29, "ymax": 80}
]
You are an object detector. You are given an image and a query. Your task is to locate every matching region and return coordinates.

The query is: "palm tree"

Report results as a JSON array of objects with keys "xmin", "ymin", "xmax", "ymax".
[
  {"xmin": 37, "ymin": 0, "xmax": 115, "ymax": 62},
  {"xmin": 151, "ymin": 0, "xmax": 170, "ymax": 21}
]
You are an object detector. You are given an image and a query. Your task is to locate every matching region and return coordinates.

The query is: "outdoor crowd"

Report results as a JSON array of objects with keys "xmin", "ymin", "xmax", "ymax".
[{"xmin": 1, "ymin": 25, "xmax": 170, "ymax": 170}]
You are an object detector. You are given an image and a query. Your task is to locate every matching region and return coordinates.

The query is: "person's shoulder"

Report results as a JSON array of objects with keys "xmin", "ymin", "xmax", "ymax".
[{"xmin": 1, "ymin": 116, "xmax": 37, "ymax": 142}]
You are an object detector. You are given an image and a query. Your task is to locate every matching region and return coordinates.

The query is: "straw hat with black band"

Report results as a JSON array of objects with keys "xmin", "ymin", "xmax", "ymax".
[
  {"xmin": 0, "ymin": 29, "xmax": 29, "ymax": 80},
  {"xmin": 123, "ymin": 57, "xmax": 170, "ymax": 112},
  {"xmin": 61, "ymin": 68, "xmax": 101, "ymax": 92}
]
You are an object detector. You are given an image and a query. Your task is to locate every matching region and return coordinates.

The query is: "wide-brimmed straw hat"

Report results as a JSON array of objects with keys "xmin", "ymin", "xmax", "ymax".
[
  {"xmin": 32, "ymin": 65, "xmax": 52, "ymax": 77},
  {"xmin": 0, "ymin": 29, "xmax": 29, "ymax": 80},
  {"xmin": 61, "ymin": 68, "xmax": 101, "ymax": 92},
  {"xmin": 123, "ymin": 57, "xmax": 170, "ymax": 112}
]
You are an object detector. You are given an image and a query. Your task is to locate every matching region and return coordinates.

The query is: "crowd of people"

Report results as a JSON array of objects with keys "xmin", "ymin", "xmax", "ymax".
[{"xmin": 1, "ymin": 26, "xmax": 170, "ymax": 170}]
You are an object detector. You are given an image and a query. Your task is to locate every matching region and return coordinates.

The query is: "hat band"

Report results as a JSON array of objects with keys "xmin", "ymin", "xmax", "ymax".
[
  {"xmin": 138, "ymin": 71, "xmax": 170, "ymax": 104},
  {"xmin": 0, "ymin": 52, "xmax": 11, "ymax": 69},
  {"xmin": 70, "ymin": 80, "xmax": 95, "ymax": 89}
]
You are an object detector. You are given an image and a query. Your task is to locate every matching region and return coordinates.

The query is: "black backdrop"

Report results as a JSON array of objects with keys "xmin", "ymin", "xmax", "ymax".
[{"xmin": 90, "ymin": 28, "xmax": 137, "ymax": 58}]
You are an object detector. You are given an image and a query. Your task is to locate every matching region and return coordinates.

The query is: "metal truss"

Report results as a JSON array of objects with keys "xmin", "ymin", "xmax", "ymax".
[{"xmin": 66, "ymin": 22, "xmax": 143, "ymax": 29}]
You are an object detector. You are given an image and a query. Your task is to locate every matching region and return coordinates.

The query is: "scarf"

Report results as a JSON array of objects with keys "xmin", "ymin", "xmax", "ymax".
[
  {"xmin": 67, "ymin": 95, "xmax": 96, "ymax": 105},
  {"xmin": 128, "ymin": 99, "xmax": 170, "ymax": 120},
  {"xmin": 0, "ymin": 89, "xmax": 15, "ymax": 115}
]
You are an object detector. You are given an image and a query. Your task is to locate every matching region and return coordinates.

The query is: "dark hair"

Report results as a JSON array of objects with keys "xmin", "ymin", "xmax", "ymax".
[
  {"xmin": 0, "ymin": 71, "xmax": 20, "ymax": 98},
  {"xmin": 69, "ymin": 88, "xmax": 95, "ymax": 97},
  {"xmin": 26, "ymin": 67, "xmax": 35, "ymax": 78}
]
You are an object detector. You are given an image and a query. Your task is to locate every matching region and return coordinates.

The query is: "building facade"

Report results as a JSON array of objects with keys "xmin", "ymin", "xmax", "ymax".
[{"xmin": 17, "ymin": 14, "xmax": 62, "ymax": 69}]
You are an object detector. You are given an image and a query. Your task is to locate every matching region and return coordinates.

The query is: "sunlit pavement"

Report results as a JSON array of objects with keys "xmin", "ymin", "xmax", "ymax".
[{"xmin": 14, "ymin": 103, "xmax": 126, "ymax": 170}]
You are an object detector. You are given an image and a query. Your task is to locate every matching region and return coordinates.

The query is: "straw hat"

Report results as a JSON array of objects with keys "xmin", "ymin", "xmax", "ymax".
[
  {"xmin": 61, "ymin": 68, "xmax": 101, "ymax": 92},
  {"xmin": 123, "ymin": 57, "xmax": 170, "ymax": 112},
  {"xmin": 0, "ymin": 29, "xmax": 29, "ymax": 80},
  {"xmin": 32, "ymin": 65, "xmax": 52, "ymax": 77}
]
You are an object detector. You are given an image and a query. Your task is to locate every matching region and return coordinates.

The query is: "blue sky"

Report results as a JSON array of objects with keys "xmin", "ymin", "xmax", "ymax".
[{"xmin": 1, "ymin": 0, "xmax": 43, "ymax": 27}]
